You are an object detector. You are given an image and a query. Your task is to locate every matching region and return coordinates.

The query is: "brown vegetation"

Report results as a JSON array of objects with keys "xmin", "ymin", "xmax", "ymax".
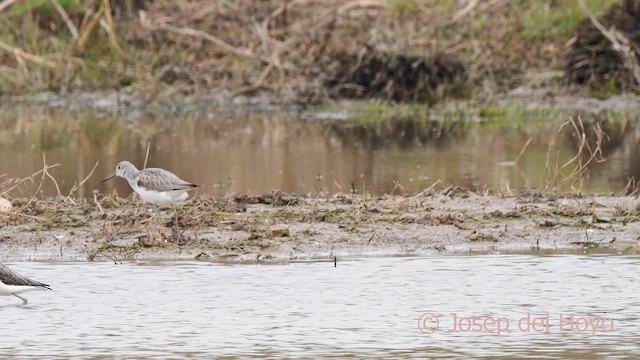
[
  {"xmin": 566, "ymin": 0, "xmax": 640, "ymax": 93},
  {"xmin": 0, "ymin": 0, "xmax": 636, "ymax": 104}
]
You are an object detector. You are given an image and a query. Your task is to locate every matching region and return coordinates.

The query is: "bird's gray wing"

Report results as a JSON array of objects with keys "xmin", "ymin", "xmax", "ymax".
[
  {"xmin": 0, "ymin": 264, "xmax": 51, "ymax": 289},
  {"xmin": 137, "ymin": 168, "xmax": 199, "ymax": 192}
]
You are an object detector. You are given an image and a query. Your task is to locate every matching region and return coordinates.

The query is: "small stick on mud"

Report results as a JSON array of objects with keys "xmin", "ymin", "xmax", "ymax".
[
  {"xmin": 367, "ymin": 230, "xmax": 377, "ymax": 244},
  {"xmin": 390, "ymin": 180, "xmax": 405, "ymax": 195},
  {"xmin": 0, "ymin": 211, "xmax": 46, "ymax": 222},
  {"xmin": 391, "ymin": 179, "xmax": 441, "ymax": 209},
  {"xmin": 93, "ymin": 191, "xmax": 105, "ymax": 215}
]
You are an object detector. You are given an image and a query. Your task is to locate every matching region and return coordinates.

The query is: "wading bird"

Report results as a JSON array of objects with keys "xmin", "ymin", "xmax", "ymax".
[
  {"xmin": 101, "ymin": 161, "xmax": 199, "ymax": 232},
  {"xmin": 0, "ymin": 263, "xmax": 52, "ymax": 305}
]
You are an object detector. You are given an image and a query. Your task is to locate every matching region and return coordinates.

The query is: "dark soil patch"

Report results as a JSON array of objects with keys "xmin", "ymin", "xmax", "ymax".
[
  {"xmin": 325, "ymin": 50, "xmax": 467, "ymax": 103},
  {"xmin": 566, "ymin": 0, "xmax": 640, "ymax": 91}
]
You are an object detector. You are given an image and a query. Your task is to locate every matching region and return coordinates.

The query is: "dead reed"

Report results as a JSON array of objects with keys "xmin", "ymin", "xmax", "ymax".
[
  {"xmin": 0, "ymin": 153, "xmax": 98, "ymax": 216},
  {"xmin": 543, "ymin": 116, "xmax": 607, "ymax": 193}
]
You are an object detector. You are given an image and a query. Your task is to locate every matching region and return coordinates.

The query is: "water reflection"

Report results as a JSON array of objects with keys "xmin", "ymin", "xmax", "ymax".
[{"xmin": 0, "ymin": 105, "xmax": 639, "ymax": 197}]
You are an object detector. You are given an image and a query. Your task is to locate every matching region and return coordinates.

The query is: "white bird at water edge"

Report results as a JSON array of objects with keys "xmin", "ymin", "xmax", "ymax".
[
  {"xmin": 0, "ymin": 263, "xmax": 52, "ymax": 305},
  {"xmin": 100, "ymin": 161, "xmax": 199, "ymax": 205},
  {"xmin": 100, "ymin": 160, "xmax": 200, "ymax": 232}
]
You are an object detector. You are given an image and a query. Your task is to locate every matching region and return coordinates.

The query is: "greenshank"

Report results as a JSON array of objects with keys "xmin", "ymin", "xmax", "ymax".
[
  {"xmin": 0, "ymin": 263, "xmax": 52, "ymax": 305},
  {"xmin": 101, "ymin": 161, "xmax": 199, "ymax": 204},
  {"xmin": 101, "ymin": 161, "xmax": 199, "ymax": 230}
]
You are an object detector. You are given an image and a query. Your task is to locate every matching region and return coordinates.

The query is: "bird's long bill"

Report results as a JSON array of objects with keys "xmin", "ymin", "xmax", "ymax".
[{"xmin": 100, "ymin": 173, "xmax": 117, "ymax": 183}]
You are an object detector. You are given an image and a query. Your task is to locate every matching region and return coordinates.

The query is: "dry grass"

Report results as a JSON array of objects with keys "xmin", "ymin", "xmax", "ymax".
[
  {"xmin": 0, "ymin": 0, "xmax": 624, "ymax": 103},
  {"xmin": 0, "ymin": 153, "xmax": 98, "ymax": 216},
  {"xmin": 543, "ymin": 116, "xmax": 607, "ymax": 193}
]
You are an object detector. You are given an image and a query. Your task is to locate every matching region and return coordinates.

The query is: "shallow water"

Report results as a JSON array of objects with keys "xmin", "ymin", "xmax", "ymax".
[
  {"xmin": 1, "ymin": 106, "xmax": 639, "ymax": 197},
  {"xmin": 1, "ymin": 255, "xmax": 639, "ymax": 358}
]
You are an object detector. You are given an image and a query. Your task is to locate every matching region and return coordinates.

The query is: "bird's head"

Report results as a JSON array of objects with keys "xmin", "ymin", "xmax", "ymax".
[{"xmin": 101, "ymin": 161, "xmax": 138, "ymax": 183}]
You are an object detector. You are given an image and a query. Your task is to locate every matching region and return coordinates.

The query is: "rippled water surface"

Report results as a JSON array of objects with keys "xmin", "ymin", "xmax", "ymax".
[{"xmin": 2, "ymin": 256, "xmax": 639, "ymax": 358}]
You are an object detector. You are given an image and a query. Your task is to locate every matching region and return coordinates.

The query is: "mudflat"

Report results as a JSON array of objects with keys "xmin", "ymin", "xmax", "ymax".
[{"xmin": 1, "ymin": 188, "xmax": 639, "ymax": 262}]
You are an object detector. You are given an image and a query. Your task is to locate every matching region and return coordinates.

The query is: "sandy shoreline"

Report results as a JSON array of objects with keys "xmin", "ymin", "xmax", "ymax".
[{"xmin": 1, "ymin": 189, "xmax": 639, "ymax": 262}]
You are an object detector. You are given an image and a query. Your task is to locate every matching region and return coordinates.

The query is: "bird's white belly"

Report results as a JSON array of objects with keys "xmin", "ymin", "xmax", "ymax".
[
  {"xmin": 0, "ymin": 282, "xmax": 41, "ymax": 295},
  {"xmin": 133, "ymin": 186, "xmax": 189, "ymax": 205}
]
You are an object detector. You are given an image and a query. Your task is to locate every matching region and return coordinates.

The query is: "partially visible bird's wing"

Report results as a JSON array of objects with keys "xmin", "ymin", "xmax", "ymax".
[
  {"xmin": 137, "ymin": 168, "xmax": 199, "ymax": 192},
  {"xmin": 0, "ymin": 264, "xmax": 51, "ymax": 289}
]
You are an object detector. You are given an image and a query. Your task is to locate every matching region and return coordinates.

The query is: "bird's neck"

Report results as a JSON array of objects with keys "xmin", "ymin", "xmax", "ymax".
[{"xmin": 125, "ymin": 171, "xmax": 140, "ymax": 188}]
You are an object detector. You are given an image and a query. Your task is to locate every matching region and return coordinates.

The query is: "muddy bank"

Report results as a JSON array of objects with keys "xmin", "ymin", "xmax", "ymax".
[
  {"xmin": 6, "ymin": 86, "xmax": 640, "ymax": 114},
  {"xmin": 1, "ymin": 190, "xmax": 639, "ymax": 262}
]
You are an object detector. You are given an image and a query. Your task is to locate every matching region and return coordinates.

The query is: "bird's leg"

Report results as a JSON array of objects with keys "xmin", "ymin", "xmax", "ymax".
[
  {"xmin": 153, "ymin": 204, "xmax": 160, "ymax": 230},
  {"xmin": 13, "ymin": 294, "xmax": 27, "ymax": 305},
  {"xmin": 152, "ymin": 204, "xmax": 166, "ymax": 243},
  {"xmin": 172, "ymin": 203, "xmax": 182, "ymax": 242}
]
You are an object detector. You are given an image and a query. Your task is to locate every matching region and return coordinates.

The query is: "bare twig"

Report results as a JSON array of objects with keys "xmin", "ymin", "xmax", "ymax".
[
  {"xmin": 143, "ymin": 142, "xmax": 151, "ymax": 169},
  {"xmin": 72, "ymin": 9, "xmax": 104, "ymax": 55},
  {"xmin": 337, "ymin": 0, "xmax": 387, "ymax": 15},
  {"xmin": 13, "ymin": 155, "xmax": 61, "ymax": 213},
  {"xmin": 93, "ymin": 191, "xmax": 105, "ymax": 215},
  {"xmin": 619, "ymin": 177, "xmax": 639, "ymax": 197},
  {"xmin": 261, "ymin": 0, "xmax": 289, "ymax": 29},
  {"xmin": 68, "ymin": 161, "xmax": 99, "ymax": 198},
  {"xmin": 48, "ymin": 0, "xmax": 79, "ymax": 39},
  {"xmin": 496, "ymin": 137, "xmax": 532, "ymax": 167},
  {"xmin": 140, "ymin": 14, "xmax": 261, "ymax": 61},
  {"xmin": 513, "ymin": 137, "xmax": 533, "ymax": 164},
  {"xmin": 42, "ymin": 153, "xmax": 63, "ymax": 199},
  {"xmin": 544, "ymin": 116, "xmax": 607, "ymax": 193},
  {"xmin": 230, "ymin": 63, "xmax": 274, "ymax": 98},
  {"xmin": 390, "ymin": 179, "xmax": 441, "ymax": 209},
  {"xmin": 452, "ymin": 0, "xmax": 479, "ymax": 21},
  {"xmin": 0, "ymin": 40, "xmax": 58, "ymax": 68},
  {"xmin": 452, "ymin": 0, "xmax": 507, "ymax": 22},
  {"xmin": 0, "ymin": 164, "xmax": 61, "ymax": 198},
  {"xmin": 78, "ymin": 9, "xmax": 93, "ymax": 34},
  {"xmin": 0, "ymin": 0, "xmax": 19, "ymax": 13},
  {"xmin": 102, "ymin": 0, "xmax": 126, "ymax": 58}
]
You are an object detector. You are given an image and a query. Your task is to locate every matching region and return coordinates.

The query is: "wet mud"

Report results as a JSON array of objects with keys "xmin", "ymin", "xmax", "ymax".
[{"xmin": 1, "ymin": 189, "xmax": 639, "ymax": 262}]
